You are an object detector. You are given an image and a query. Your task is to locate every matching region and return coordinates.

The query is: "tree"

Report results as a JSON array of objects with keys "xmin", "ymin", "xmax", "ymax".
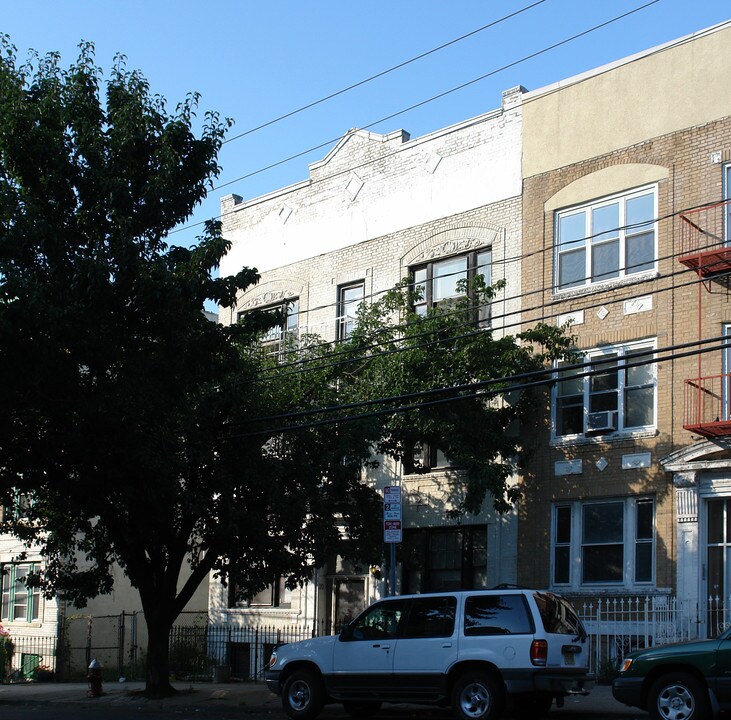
[
  {"xmin": 0, "ymin": 38, "xmax": 573, "ymax": 699},
  {"xmin": 0, "ymin": 40, "xmax": 381, "ymax": 696}
]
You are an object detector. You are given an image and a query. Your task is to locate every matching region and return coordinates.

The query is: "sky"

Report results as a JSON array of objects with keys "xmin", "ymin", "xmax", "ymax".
[{"xmin": 2, "ymin": 0, "xmax": 730, "ymax": 256}]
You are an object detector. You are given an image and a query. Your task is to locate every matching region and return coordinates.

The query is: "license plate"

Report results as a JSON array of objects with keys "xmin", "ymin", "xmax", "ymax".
[{"xmin": 562, "ymin": 653, "xmax": 575, "ymax": 665}]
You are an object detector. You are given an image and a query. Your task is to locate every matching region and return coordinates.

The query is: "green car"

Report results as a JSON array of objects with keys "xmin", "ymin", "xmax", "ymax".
[{"xmin": 612, "ymin": 628, "xmax": 731, "ymax": 720}]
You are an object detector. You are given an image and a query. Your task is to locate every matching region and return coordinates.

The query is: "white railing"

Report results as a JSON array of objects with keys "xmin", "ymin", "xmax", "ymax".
[{"xmin": 572, "ymin": 595, "xmax": 731, "ymax": 677}]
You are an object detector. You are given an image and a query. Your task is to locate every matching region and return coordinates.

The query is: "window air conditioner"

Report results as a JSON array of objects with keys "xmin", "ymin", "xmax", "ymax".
[{"xmin": 587, "ymin": 410, "xmax": 616, "ymax": 433}]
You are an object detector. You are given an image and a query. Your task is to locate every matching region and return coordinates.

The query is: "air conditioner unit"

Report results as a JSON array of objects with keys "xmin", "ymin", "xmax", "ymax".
[{"xmin": 587, "ymin": 410, "xmax": 616, "ymax": 433}]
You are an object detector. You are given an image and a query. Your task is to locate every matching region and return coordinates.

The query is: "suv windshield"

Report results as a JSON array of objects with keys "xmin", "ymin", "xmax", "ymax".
[{"xmin": 533, "ymin": 592, "xmax": 586, "ymax": 638}]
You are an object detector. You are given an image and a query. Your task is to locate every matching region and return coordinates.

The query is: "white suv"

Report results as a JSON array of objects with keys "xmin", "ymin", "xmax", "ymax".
[{"xmin": 265, "ymin": 588, "xmax": 594, "ymax": 719}]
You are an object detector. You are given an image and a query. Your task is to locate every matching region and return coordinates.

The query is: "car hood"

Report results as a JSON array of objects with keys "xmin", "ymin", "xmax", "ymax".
[
  {"xmin": 628, "ymin": 638, "xmax": 719, "ymax": 662},
  {"xmin": 277, "ymin": 634, "xmax": 338, "ymax": 667}
]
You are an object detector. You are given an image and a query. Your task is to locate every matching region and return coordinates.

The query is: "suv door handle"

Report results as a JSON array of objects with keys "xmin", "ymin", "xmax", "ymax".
[
  {"xmin": 373, "ymin": 644, "xmax": 390, "ymax": 650},
  {"xmin": 442, "ymin": 643, "xmax": 453, "ymax": 648}
]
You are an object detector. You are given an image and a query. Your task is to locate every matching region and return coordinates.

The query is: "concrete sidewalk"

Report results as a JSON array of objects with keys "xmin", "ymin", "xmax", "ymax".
[{"xmin": 0, "ymin": 680, "xmax": 645, "ymax": 717}]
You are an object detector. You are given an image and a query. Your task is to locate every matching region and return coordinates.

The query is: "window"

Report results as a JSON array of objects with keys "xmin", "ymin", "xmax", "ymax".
[
  {"xmin": 349, "ymin": 599, "xmax": 406, "ymax": 641},
  {"xmin": 239, "ymin": 298, "xmax": 299, "ymax": 358},
  {"xmin": 552, "ymin": 498, "xmax": 655, "ymax": 588},
  {"xmin": 554, "ymin": 340, "xmax": 656, "ymax": 438},
  {"xmin": 337, "ymin": 281, "xmax": 364, "ymax": 340},
  {"xmin": 401, "ymin": 596, "xmax": 456, "ymax": 638},
  {"xmin": 411, "ymin": 249, "xmax": 491, "ymax": 324},
  {"xmin": 555, "ymin": 187, "xmax": 656, "ymax": 290},
  {"xmin": 410, "ymin": 442, "xmax": 451, "ymax": 473},
  {"xmin": 402, "ymin": 525, "xmax": 487, "ymax": 594},
  {"xmin": 229, "ymin": 577, "xmax": 292, "ymax": 609},
  {"xmin": 1, "ymin": 563, "xmax": 40, "ymax": 622},
  {"xmin": 463, "ymin": 594, "xmax": 533, "ymax": 636}
]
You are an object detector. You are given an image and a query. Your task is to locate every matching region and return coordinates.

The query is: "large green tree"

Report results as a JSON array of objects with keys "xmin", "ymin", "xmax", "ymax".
[
  {"xmin": 0, "ymin": 40, "xmax": 380, "ymax": 696},
  {"xmin": 0, "ymin": 38, "xmax": 573, "ymax": 698}
]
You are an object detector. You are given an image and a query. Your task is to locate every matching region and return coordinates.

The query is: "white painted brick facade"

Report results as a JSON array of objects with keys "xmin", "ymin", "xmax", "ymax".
[{"xmin": 213, "ymin": 89, "xmax": 525, "ymax": 627}]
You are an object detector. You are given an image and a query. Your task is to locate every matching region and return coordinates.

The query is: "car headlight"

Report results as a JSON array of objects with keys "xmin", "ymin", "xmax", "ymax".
[
  {"xmin": 619, "ymin": 658, "xmax": 633, "ymax": 673},
  {"xmin": 268, "ymin": 651, "xmax": 278, "ymax": 668}
]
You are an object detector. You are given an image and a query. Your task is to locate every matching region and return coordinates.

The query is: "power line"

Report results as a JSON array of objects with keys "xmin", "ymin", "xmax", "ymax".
[
  {"xmin": 222, "ymin": 334, "xmax": 730, "ymax": 439},
  {"xmin": 169, "ymin": 0, "xmax": 663, "ymax": 236},
  {"xmin": 221, "ymin": 0, "xmax": 548, "ymax": 145},
  {"xmin": 242, "ymin": 202, "xmax": 726, "ymax": 382}
]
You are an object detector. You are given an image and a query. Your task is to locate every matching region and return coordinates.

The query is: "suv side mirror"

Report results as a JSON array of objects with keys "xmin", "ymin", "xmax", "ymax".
[{"xmin": 339, "ymin": 624, "xmax": 353, "ymax": 641}]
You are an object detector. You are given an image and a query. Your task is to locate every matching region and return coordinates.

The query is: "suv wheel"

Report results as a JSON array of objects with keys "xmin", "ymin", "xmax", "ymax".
[
  {"xmin": 452, "ymin": 671, "xmax": 502, "ymax": 720},
  {"xmin": 648, "ymin": 672, "xmax": 709, "ymax": 720},
  {"xmin": 282, "ymin": 669, "xmax": 324, "ymax": 720}
]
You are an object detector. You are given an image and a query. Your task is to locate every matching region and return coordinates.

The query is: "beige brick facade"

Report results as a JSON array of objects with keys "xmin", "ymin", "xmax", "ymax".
[{"xmin": 520, "ymin": 20, "xmax": 731, "ymax": 619}]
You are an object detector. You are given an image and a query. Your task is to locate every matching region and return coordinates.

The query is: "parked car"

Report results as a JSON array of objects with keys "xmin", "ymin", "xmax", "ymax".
[
  {"xmin": 265, "ymin": 588, "xmax": 593, "ymax": 720},
  {"xmin": 612, "ymin": 628, "xmax": 731, "ymax": 720}
]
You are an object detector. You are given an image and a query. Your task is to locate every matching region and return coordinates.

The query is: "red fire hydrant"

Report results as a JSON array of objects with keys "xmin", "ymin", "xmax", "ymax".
[{"xmin": 87, "ymin": 658, "xmax": 103, "ymax": 697}]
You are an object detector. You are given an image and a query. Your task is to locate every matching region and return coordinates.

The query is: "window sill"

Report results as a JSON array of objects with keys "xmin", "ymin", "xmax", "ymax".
[
  {"xmin": 551, "ymin": 428, "xmax": 658, "ymax": 448},
  {"xmin": 226, "ymin": 607, "xmax": 294, "ymax": 615},
  {"xmin": 551, "ymin": 270, "xmax": 658, "ymax": 303}
]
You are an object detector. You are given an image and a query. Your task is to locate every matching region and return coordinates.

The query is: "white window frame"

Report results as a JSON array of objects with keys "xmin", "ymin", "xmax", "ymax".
[
  {"xmin": 725, "ymin": 163, "xmax": 731, "ymax": 244},
  {"xmin": 336, "ymin": 281, "xmax": 365, "ymax": 341},
  {"xmin": 551, "ymin": 497, "xmax": 655, "ymax": 591},
  {"xmin": 238, "ymin": 298, "xmax": 299, "ymax": 358},
  {"xmin": 411, "ymin": 249, "xmax": 492, "ymax": 325},
  {"xmin": 554, "ymin": 185, "xmax": 658, "ymax": 292},
  {"xmin": 552, "ymin": 339, "xmax": 657, "ymax": 440},
  {"xmin": 1, "ymin": 562, "xmax": 41, "ymax": 623}
]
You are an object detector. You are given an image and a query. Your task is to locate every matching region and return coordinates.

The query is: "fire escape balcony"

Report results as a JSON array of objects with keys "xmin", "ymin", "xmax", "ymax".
[
  {"xmin": 679, "ymin": 199, "xmax": 731, "ymax": 278},
  {"xmin": 684, "ymin": 374, "xmax": 731, "ymax": 438}
]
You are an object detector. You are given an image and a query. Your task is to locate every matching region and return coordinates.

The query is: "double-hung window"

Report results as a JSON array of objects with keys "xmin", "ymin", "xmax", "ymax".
[
  {"xmin": 240, "ymin": 298, "xmax": 299, "ymax": 358},
  {"xmin": 554, "ymin": 340, "xmax": 656, "ymax": 439},
  {"xmin": 552, "ymin": 498, "xmax": 654, "ymax": 588},
  {"xmin": 555, "ymin": 187, "xmax": 656, "ymax": 290},
  {"xmin": 337, "ymin": 281, "xmax": 364, "ymax": 340},
  {"xmin": 1, "ymin": 562, "xmax": 40, "ymax": 622},
  {"xmin": 411, "ymin": 249, "xmax": 492, "ymax": 324}
]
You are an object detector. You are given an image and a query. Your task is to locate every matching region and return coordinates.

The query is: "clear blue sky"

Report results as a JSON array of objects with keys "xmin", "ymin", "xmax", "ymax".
[{"xmin": 2, "ymin": 0, "xmax": 729, "ymax": 253}]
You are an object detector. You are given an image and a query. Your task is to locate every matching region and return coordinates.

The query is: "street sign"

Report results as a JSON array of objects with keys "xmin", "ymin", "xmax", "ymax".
[{"xmin": 383, "ymin": 486, "xmax": 402, "ymax": 543}]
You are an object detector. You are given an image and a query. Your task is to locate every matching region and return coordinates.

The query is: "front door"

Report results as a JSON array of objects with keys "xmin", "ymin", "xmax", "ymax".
[{"xmin": 706, "ymin": 497, "xmax": 731, "ymax": 637}]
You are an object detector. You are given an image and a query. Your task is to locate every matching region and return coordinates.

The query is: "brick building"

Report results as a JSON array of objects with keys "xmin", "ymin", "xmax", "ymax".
[
  {"xmin": 211, "ymin": 88, "xmax": 526, "ymax": 630},
  {"xmin": 211, "ymin": 19, "xmax": 731, "ymax": 638},
  {"xmin": 519, "ymin": 20, "xmax": 731, "ymax": 633}
]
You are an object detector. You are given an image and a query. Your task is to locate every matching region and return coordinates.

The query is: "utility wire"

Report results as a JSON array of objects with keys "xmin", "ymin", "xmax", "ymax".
[
  {"xmin": 222, "ymin": 335, "xmax": 730, "ymax": 439},
  {"xmin": 240, "ymin": 202, "xmax": 727, "ymax": 381},
  {"xmin": 170, "ymin": 0, "xmax": 664, "ymax": 236},
  {"xmin": 212, "ymin": 0, "xmax": 660, "ymax": 193},
  {"xmin": 222, "ymin": 0, "xmax": 548, "ymax": 145}
]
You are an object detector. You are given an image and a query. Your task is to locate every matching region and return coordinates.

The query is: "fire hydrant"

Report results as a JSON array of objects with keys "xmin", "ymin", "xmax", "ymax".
[{"xmin": 87, "ymin": 658, "xmax": 103, "ymax": 697}]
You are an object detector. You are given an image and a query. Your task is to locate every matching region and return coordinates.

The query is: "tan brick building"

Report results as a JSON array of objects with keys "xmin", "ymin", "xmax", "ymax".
[{"xmin": 519, "ymin": 20, "xmax": 731, "ymax": 632}]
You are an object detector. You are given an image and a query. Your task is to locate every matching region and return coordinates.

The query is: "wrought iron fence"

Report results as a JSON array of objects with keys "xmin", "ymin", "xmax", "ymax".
[{"xmin": 6, "ymin": 596, "xmax": 731, "ymax": 684}]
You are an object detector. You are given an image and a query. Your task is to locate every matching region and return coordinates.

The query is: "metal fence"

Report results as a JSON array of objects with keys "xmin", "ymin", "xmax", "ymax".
[{"xmin": 5, "ymin": 595, "xmax": 731, "ymax": 684}]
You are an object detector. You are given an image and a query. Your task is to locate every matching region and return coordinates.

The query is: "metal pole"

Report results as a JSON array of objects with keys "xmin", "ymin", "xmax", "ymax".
[{"xmin": 389, "ymin": 543, "xmax": 396, "ymax": 597}]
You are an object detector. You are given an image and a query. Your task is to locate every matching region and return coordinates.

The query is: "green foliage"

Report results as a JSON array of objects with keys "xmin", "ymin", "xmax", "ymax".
[
  {"xmin": 0, "ymin": 34, "xmax": 574, "ymax": 697},
  {"xmin": 0, "ymin": 38, "xmax": 382, "ymax": 696}
]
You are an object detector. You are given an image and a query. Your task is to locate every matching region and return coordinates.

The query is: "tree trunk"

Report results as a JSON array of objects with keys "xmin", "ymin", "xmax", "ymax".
[{"xmin": 144, "ymin": 617, "xmax": 175, "ymax": 697}]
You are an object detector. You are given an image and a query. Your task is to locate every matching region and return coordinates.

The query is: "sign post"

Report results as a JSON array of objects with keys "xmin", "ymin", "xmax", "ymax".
[{"xmin": 383, "ymin": 486, "xmax": 402, "ymax": 596}]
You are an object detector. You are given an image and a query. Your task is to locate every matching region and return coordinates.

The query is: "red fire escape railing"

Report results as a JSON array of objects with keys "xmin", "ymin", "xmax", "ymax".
[
  {"xmin": 680, "ymin": 199, "xmax": 731, "ymax": 438},
  {"xmin": 683, "ymin": 374, "xmax": 731, "ymax": 438},
  {"xmin": 679, "ymin": 198, "xmax": 731, "ymax": 276}
]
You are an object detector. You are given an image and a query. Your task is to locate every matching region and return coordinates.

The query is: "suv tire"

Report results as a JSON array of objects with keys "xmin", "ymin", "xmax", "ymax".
[
  {"xmin": 648, "ymin": 672, "xmax": 709, "ymax": 720},
  {"xmin": 282, "ymin": 669, "xmax": 325, "ymax": 720},
  {"xmin": 452, "ymin": 671, "xmax": 503, "ymax": 720}
]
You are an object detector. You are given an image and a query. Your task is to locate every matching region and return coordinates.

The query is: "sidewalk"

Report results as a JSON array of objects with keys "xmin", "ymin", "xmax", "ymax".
[{"xmin": 0, "ymin": 680, "xmax": 645, "ymax": 717}]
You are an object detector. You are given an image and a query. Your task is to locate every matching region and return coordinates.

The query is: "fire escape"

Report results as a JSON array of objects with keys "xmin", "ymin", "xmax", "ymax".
[{"xmin": 680, "ymin": 199, "xmax": 731, "ymax": 437}]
